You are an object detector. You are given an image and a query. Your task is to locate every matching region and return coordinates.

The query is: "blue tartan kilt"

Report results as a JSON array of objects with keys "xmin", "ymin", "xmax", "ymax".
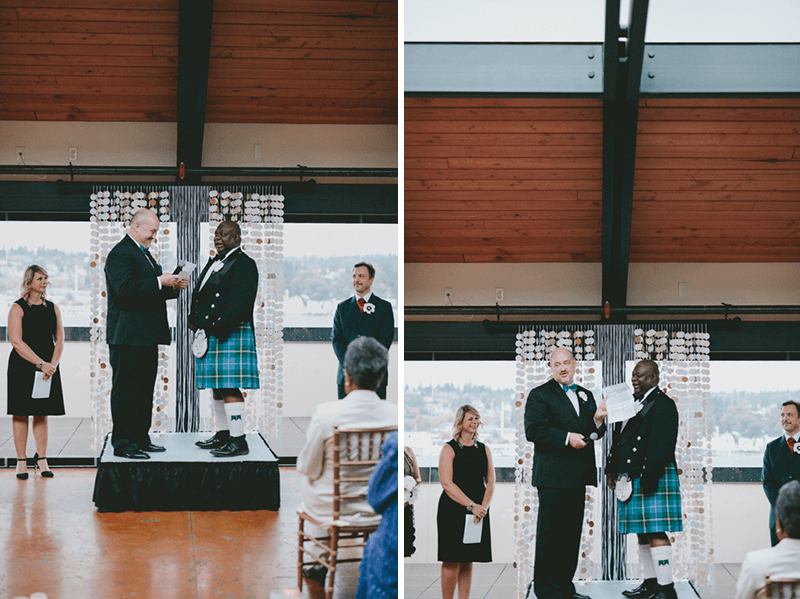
[
  {"xmin": 618, "ymin": 462, "xmax": 683, "ymax": 534},
  {"xmin": 195, "ymin": 322, "xmax": 260, "ymax": 390}
]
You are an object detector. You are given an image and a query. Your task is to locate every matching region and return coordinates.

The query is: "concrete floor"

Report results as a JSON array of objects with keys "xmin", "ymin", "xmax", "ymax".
[
  {"xmin": 0, "ymin": 467, "xmax": 326, "ymax": 599},
  {"xmin": 403, "ymin": 563, "xmax": 743, "ymax": 599}
]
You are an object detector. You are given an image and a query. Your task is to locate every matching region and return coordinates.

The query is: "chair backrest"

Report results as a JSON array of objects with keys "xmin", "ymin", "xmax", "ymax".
[
  {"xmin": 765, "ymin": 578, "xmax": 800, "ymax": 599},
  {"xmin": 331, "ymin": 425, "xmax": 397, "ymax": 521}
]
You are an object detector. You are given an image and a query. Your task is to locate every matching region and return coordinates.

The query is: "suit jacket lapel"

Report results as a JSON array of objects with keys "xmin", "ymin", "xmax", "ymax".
[
  {"xmin": 550, "ymin": 379, "xmax": 582, "ymax": 427},
  {"xmin": 125, "ymin": 235, "xmax": 159, "ymax": 275}
]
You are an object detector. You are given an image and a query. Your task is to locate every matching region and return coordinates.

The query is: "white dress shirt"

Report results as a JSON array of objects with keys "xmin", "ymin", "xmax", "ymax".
[
  {"xmin": 735, "ymin": 538, "xmax": 800, "ymax": 599},
  {"xmin": 296, "ymin": 389, "xmax": 396, "ymax": 525}
]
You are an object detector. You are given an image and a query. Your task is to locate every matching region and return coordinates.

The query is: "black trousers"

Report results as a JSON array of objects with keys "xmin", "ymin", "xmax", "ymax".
[
  {"xmin": 534, "ymin": 486, "xmax": 586, "ymax": 599},
  {"xmin": 337, "ymin": 383, "xmax": 386, "ymax": 400},
  {"xmin": 109, "ymin": 344, "xmax": 158, "ymax": 451}
]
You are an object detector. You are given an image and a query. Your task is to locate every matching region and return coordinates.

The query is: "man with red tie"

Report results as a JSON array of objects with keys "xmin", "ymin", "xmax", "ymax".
[
  {"xmin": 331, "ymin": 262, "xmax": 394, "ymax": 400},
  {"xmin": 763, "ymin": 400, "xmax": 800, "ymax": 546}
]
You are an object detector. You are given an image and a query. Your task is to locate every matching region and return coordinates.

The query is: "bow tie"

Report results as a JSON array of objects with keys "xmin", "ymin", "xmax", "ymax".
[{"xmin": 562, "ymin": 384, "xmax": 577, "ymax": 392}]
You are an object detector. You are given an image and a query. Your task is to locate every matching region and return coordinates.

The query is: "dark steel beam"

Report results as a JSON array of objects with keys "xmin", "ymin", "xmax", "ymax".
[
  {"xmin": 405, "ymin": 43, "xmax": 603, "ymax": 95},
  {"xmin": 405, "ymin": 321, "xmax": 800, "ymax": 358},
  {"xmin": 601, "ymin": 0, "xmax": 649, "ymax": 321},
  {"xmin": 0, "ymin": 181, "xmax": 398, "ymax": 223},
  {"xmin": 405, "ymin": 304, "xmax": 800, "ymax": 317},
  {"xmin": 0, "ymin": 165, "xmax": 396, "ymax": 178},
  {"xmin": 177, "ymin": 0, "xmax": 214, "ymax": 184},
  {"xmin": 641, "ymin": 44, "xmax": 800, "ymax": 95}
]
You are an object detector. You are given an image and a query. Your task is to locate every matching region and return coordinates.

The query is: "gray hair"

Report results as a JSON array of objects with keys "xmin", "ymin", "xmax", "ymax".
[
  {"xmin": 776, "ymin": 480, "xmax": 800, "ymax": 538},
  {"xmin": 344, "ymin": 337, "xmax": 388, "ymax": 391}
]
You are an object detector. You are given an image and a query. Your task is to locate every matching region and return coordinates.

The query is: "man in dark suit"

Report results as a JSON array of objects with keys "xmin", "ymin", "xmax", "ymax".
[
  {"xmin": 762, "ymin": 399, "xmax": 800, "ymax": 546},
  {"xmin": 331, "ymin": 262, "xmax": 394, "ymax": 399},
  {"xmin": 606, "ymin": 360, "xmax": 683, "ymax": 599},
  {"xmin": 105, "ymin": 208, "xmax": 187, "ymax": 459},
  {"xmin": 524, "ymin": 348, "xmax": 607, "ymax": 599},
  {"xmin": 189, "ymin": 220, "xmax": 259, "ymax": 458}
]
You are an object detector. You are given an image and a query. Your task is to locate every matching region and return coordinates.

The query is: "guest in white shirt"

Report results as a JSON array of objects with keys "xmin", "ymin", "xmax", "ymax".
[
  {"xmin": 297, "ymin": 336, "xmax": 397, "ymax": 594},
  {"xmin": 735, "ymin": 480, "xmax": 800, "ymax": 599}
]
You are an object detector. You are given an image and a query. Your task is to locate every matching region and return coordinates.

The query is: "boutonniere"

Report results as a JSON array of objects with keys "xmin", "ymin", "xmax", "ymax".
[
  {"xmin": 794, "ymin": 443, "xmax": 800, "ymax": 455},
  {"xmin": 363, "ymin": 302, "xmax": 375, "ymax": 314},
  {"xmin": 211, "ymin": 260, "xmax": 225, "ymax": 273},
  {"xmin": 578, "ymin": 391, "xmax": 588, "ymax": 403}
]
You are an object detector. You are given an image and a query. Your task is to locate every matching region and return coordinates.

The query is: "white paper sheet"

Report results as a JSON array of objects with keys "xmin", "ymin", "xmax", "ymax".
[
  {"xmin": 32, "ymin": 373, "xmax": 52, "ymax": 399},
  {"xmin": 463, "ymin": 514, "xmax": 484, "ymax": 544},
  {"xmin": 602, "ymin": 382, "xmax": 637, "ymax": 423}
]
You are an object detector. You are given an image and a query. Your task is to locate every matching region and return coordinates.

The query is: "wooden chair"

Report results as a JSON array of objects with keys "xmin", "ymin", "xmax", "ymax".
[
  {"xmin": 298, "ymin": 425, "xmax": 397, "ymax": 599},
  {"xmin": 766, "ymin": 578, "xmax": 800, "ymax": 599}
]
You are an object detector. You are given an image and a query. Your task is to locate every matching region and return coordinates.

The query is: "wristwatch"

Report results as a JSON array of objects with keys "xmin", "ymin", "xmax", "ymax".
[
  {"xmin": 36, "ymin": 360, "xmax": 44, "ymax": 371},
  {"xmin": 467, "ymin": 501, "xmax": 474, "ymax": 513}
]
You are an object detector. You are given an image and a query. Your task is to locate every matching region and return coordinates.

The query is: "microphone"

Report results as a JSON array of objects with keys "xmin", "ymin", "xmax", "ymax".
[{"xmin": 582, "ymin": 432, "xmax": 598, "ymax": 443}]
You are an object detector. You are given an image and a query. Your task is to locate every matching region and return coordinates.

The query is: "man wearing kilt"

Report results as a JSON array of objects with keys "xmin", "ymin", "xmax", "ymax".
[
  {"xmin": 189, "ymin": 220, "xmax": 259, "ymax": 458},
  {"xmin": 607, "ymin": 360, "xmax": 682, "ymax": 599}
]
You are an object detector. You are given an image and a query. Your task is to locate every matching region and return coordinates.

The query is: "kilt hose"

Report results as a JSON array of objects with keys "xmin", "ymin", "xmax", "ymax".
[
  {"xmin": 618, "ymin": 462, "xmax": 683, "ymax": 534},
  {"xmin": 195, "ymin": 322, "xmax": 259, "ymax": 390}
]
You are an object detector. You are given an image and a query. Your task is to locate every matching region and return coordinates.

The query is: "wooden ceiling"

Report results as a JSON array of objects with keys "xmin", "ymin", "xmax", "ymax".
[
  {"xmin": 405, "ymin": 96, "xmax": 800, "ymax": 263},
  {"xmin": 0, "ymin": 0, "xmax": 397, "ymax": 125}
]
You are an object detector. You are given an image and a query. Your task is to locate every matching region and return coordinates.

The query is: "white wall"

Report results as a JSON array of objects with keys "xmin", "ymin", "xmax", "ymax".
[
  {"xmin": 0, "ymin": 121, "xmax": 397, "ymax": 169},
  {"xmin": 406, "ymin": 481, "xmax": 771, "ymax": 567},
  {"xmin": 405, "ymin": 263, "xmax": 800, "ymax": 307}
]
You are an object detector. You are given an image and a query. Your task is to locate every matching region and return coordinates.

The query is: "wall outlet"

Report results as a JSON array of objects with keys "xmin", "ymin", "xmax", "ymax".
[
  {"xmin": 444, "ymin": 288, "xmax": 453, "ymax": 303},
  {"xmin": 678, "ymin": 282, "xmax": 687, "ymax": 297},
  {"xmin": 69, "ymin": 147, "xmax": 78, "ymax": 162},
  {"xmin": 496, "ymin": 287, "xmax": 504, "ymax": 302},
  {"xmin": 15, "ymin": 146, "xmax": 24, "ymax": 163},
  {"xmin": 254, "ymin": 143, "xmax": 263, "ymax": 158}
]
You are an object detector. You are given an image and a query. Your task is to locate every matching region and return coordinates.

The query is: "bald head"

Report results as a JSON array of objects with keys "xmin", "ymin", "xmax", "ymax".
[{"xmin": 129, "ymin": 209, "xmax": 159, "ymax": 249}]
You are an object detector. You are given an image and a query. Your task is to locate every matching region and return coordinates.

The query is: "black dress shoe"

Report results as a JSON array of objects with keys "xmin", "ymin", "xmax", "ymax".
[
  {"xmin": 623, "ymin": 579, "xmax": 658, "ymax": 599},
  {"xmin": 210, "ymin": 435, "xmax": 249, "ymax": 457},
  {"xmin": 196, "ymin": 431, "xmax": 230, "ymax": 449},
  {"xmin": 140, "ymin": 443, "xmax": 166, "ymax": 453},
  {"xmin": 573, "ymin": 592, "xmax": 592, "ymax": 599},
  {"xmin": 114, "ymin": 447, "xmax": 151, "ymax": 460},
  {"xmin": 648, "ymin": 584, "xmax": 677, "ymax": 599}
]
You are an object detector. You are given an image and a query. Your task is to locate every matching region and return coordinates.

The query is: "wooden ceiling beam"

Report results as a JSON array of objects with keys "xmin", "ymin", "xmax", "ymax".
[
  {"xmin": 176, "ymin": 0, "xmax": 214, "ymax": 184},
  {"xmin": 601, "ymin": 0, "xmax": 649, "ymax": 321}
]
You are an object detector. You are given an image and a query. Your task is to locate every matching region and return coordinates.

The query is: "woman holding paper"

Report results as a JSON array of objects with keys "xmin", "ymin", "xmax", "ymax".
[
  {"xmin": 437, "ymin": 404, "xmax": 494, "ymax": 599},
  {"xmin": 7, "ymin": 265, "xmax": 64, "ymax": 479}
]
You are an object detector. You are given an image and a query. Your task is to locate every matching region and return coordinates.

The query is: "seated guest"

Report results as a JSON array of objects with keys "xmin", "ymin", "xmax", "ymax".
[
  {"xmin": 356, "ymin": 431, "xmax": 399, "ymax": 599},
  {"xmin": 297, "ymin": 336, "xmax": 397, "ymax": 593},
  {"xmin": 735, "ymin": 480, "xmax": 800, "ymax": 599}
]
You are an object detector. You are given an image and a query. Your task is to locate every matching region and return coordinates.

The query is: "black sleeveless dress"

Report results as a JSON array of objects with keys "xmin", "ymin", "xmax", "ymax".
[
  {"xmin": 437, "ymin": 439, "xmax": 492, "ymax": 562},
  {"xmin": 7, "ymin": 299, "xmax": 65, "ymax": 416}
]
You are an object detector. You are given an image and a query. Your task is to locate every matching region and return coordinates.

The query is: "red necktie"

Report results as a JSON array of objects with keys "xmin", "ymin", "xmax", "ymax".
[
  {"xmin": 789, "ymin": 437, "xmax": 797, "ymax": 453},
  {"xmin": 357, "ymin": 297, "xmax": 366, "ymax": 313}
]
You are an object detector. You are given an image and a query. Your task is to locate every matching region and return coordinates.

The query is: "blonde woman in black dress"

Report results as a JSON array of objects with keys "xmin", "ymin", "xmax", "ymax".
[
  {"xmin": 7, "ymin": 265, "xmax": 65, "ymax": 479},
  {"xmin": 437, "ymin": 404, "xmax": 494, "ymax": 599}
]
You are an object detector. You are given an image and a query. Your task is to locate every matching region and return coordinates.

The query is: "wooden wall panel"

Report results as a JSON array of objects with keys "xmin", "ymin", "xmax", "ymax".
[
  {"xmin": 206, "ymin": 0, "xmax": 397, "ymax": 124},
  {"xmin": 632, "ymin": 98, "xmax": 800, "ymax": 263},
  {"xmin": 405, "ymin": 97, "xmax": 604, "ymax": 263},
  {"xmin": 0, "ymin": 0, "xmax": 397, "ymax": 125}
]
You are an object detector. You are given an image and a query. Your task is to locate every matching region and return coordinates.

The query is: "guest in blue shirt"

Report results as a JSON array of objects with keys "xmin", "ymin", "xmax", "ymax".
[{"xmin": 356, "ymin": 431, "xmax": 398, "ymax": 599}]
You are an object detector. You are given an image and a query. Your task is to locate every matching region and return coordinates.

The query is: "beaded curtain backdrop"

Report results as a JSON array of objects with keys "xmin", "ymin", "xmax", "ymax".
[
  {"xmin": 514, "ymin": 325, "xmax": 712, "ymax": 598},
  {"xmin": 88, "ymin": 187, "xmax": 285, "ymax": 448}
]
